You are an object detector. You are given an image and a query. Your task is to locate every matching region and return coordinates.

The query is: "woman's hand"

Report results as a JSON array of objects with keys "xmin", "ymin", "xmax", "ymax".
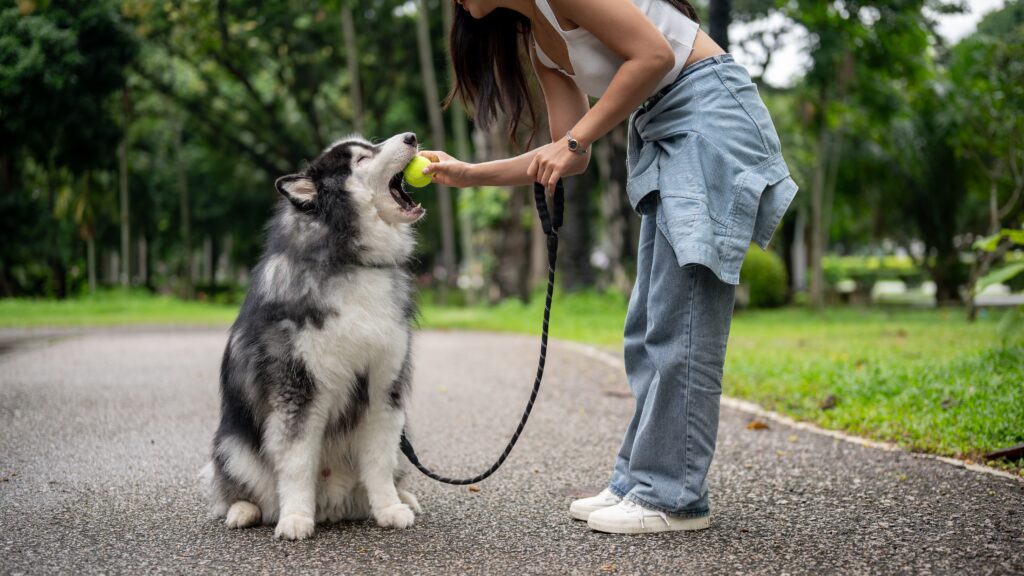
[
  {"xmin": 419, "ymin": 150, "xmax": 476, "ymax": 188},
  {"xmin": 527, "ymin": 137, "xmax": 588, "ymax": 196}
]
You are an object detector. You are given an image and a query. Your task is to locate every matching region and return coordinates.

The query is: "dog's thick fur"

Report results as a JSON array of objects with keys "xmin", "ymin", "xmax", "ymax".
[{"xmin": 201, "ymin": 133, "xmax": 426, "ymax": 540}]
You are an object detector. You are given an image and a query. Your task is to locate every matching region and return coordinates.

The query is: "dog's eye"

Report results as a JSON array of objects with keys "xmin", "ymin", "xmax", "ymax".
[{"xmin": 356, "ymin": 155, "xmax": 370, "ymax": 165}]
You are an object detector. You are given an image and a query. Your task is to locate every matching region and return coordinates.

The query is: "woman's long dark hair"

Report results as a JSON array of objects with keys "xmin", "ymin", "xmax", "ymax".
[{"xmin": 444, "ymin": 0, "xmax": 701, "ymax": 146}]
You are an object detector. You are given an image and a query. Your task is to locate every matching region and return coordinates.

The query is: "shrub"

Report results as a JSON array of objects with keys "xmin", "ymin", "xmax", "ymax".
[{"xmin": 741, "ymin": 245, "xmax": 788, "ymax": 308}]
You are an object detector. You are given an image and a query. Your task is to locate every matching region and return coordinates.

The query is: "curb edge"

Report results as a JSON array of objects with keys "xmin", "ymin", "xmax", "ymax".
[{"xmin": 557, "ymin": 339, "xmax": 1024, "ymax": 485}]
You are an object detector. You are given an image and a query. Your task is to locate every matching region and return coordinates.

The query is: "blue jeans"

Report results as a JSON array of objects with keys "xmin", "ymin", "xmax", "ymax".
[{"xmin": 607, "ymin": 209, "xmax": 736, "ymax": 518}]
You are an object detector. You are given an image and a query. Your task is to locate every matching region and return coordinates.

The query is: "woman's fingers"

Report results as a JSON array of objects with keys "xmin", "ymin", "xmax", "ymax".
[
  {"xmin": 547, "ymin": 173, "xmax": 560, "ymax": 196},
  {"xmin": 419, "ymin": 150, "xmax": 448, "ymax": 163},
  {"xmin": 423, "ymin": 161, "xmax": 466, "ymax": 187},
  {"xmin": 424, "ymin": 162, "xmax": 451, "ymax": 185}
]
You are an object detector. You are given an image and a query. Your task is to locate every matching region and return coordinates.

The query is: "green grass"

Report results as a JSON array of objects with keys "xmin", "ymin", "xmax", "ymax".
[
  {"xmin": 0, "ymin": 290, "xmax": 239, "ymax": 327},
  {"xmin": 723, "ymin": 308, "xmax": 1023, "ymax": 464},
  {"xmin": 2, "ymin": 289, "xmax": 1021, "ymax": 473},
  {"xmin": 421, "ymin": 290, "xmax": 1023, "ymax": 471}
]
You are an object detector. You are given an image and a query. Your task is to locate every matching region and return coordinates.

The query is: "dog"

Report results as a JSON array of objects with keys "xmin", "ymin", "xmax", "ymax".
[{"xmin": 201, "ymin": 132, "xmax": 426, "ymax": 540}]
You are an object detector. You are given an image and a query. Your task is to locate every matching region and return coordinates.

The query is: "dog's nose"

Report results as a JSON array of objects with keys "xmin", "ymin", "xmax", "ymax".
[{"xmin": 403, "ymin": 133, "xmax": 417, "ymax": 146}]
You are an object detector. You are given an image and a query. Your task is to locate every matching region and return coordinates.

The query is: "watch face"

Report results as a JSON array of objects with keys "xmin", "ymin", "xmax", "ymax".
[{"xmin": 568, "ymin": 139, "xmax": 578, "ymax": 151}]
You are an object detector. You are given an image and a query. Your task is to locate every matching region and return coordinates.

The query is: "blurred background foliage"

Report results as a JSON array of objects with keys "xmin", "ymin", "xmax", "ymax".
[{"xmin": 1, "ymin": 0, "xmax": 1022, "ymax": 314}]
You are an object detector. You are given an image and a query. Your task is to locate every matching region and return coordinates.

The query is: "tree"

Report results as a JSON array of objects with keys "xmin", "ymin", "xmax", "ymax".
[
  {"xmin": 709, "ymin": 0, "xmax": 731, "ymax": 49},
  {"xmin": 0, "ymin": 1, "xmax": 137, "ymax": 297},
  {"xmin": 949, "ymin": 32, "xmax": 1024, "ymax": 318},
  {"xmin": 415, "ymin": 0, "xmax": 457, "ymax": 302},
  {"xmin": 785, "ymin": 0, "xmax": 940, "ymax": 308}
]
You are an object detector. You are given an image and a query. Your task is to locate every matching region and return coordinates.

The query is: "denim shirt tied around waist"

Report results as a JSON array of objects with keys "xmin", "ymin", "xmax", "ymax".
[{"xmin": 626, "ymin": 57, "xmax": 798, "ymax": 286}]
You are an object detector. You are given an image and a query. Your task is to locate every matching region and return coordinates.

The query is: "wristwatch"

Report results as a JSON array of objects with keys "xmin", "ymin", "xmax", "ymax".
[{"xmin": 566, "ymin": 131, "xmax": 588, "ymax": 155}]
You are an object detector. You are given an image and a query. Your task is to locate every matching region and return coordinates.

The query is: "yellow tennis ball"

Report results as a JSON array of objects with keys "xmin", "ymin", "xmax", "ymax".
[{"xmin": 403, "ymin": 155, "xmax": 434, "ymax": 188}]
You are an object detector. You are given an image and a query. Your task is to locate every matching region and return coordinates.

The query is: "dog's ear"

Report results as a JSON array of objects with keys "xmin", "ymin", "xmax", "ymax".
[{"xmin": 275, "ymin": 174, "xmax": 317, "ymax": 208}]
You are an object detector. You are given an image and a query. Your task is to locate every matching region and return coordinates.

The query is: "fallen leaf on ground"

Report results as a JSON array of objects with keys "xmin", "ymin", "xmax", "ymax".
[
  {"xmin": 820, "ymin": 395, "xmax": 838, "ymax": 410},
  {"xmin": 599, "ymin": 563, "xmax": 616, "ymax": 573},
  {"xmin": 468, "ymin": 485, "xmax": 480, "ymax": 493},
  {"xmin": 603, "ymin": 390, "xmax": 632, "ymax": 399},
  {"xmin": 747, "ymin": 420, "xmax": 769, "ymax": 430}
]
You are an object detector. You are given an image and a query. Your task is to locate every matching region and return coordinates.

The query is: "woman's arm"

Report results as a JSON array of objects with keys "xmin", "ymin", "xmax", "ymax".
[
  {"xmin": 419, "ymin": 147, "xmax": 542, "ymax": 188},
  {"xmin": 527, "ymin": 0, "xmax": 674, "ymax": 190},
  {"xmin": 424, "ymin": 0, "xmax": 673, "ymax": 190},
  {"xmin": 555, "ymin": 0, "xmax": 675, "ymax": 150}
]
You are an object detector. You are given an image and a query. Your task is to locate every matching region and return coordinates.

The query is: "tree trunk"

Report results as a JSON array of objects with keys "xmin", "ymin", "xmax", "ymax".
[
  {"xmin": 415, "ymin": 0, "xmax": 457, "ymax": 303},
  {"xmin": 822, "ymin": 130, "xmax": 843, "ymax": 252},
  {"xmin": 595, "ymin": 123, "xmax": 634, "ymax": 295},
  {"xmin": 46, "ymin": 161, "xmax": 67, "ymax": 299},
  {"xmin": 175, "ymin": 120, "xmax": 194, "ymax": 299},
  {"xmin": 560, "ymin": 166, "xmax": 596, "ymax": 292},
  {"xmin": 809, "ymin": 125, "xmax": 829, "ymax": 310},
  {"xmin": 203, "ymin": 236, "xmax": 213, "ymax": 285},
  {"xmin": 138, "ymin": 235, "xmax": 148, "ymax": 290},
  {"xmin": 709, "ymin": 0, "xmax": 731, "ymax": 51},
  {"xmin": 491, "ymin": 187, "xmax": 532, "ymax": 303},
  {"xmin": 87, "ymin": 237, "xmax": 97, "ymax": 295},
  {"xmin": 967, "ymin": 179, "xmax": 1010, "ymax": 321},
  {"xmin": 790, "ymin": 204, "xmax": 807, "ymax": 294},
  {"xmin": 341, "ymin": 1, "xmax": 364, "ymax": 134},
  {"xmin": 208, "ymin": 234, "xmax": 220, "ymax": 301},
  {"xmin": 119, "ymin": 86, "xmax": 132, "ymax": 288},
  {"xmin": 444, "ymin": 0, "xmax": 480, "ymax": 304},
  {"xmin": 81, "ymin": 169, "xmax": 97, "ymax": 296}
]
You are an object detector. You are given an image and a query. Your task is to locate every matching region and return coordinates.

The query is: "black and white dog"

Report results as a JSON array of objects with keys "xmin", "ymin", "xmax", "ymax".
[{"xmin": 201, "ymin": 133, "xmax": 426, "ymax": 540}]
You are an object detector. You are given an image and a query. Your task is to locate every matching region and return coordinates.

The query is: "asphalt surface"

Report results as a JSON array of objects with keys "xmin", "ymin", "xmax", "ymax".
[{"xmin": 1, "ymin": 328, "xmax": 1022, "ymax": 575}]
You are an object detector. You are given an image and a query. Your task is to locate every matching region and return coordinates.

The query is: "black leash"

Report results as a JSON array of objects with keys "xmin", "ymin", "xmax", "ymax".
[{"xmin": 399, "ymin": 180, "xmax": 564, "ymax": 485}]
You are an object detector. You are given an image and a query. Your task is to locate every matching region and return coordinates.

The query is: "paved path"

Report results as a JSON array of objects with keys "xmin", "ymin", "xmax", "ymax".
[{"xmin": 1, "ymin": 328, "xmax": 1022, "ymax": 575}]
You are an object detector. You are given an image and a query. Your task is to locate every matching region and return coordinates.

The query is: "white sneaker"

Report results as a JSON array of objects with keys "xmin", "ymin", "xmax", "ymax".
[
  {"xmin": 569, "ymin": 489, "xmax": 622, "ymax": 521},
  {"xmin": 587, "ymin": 500, "xmax": 711, "ymax": 534}
]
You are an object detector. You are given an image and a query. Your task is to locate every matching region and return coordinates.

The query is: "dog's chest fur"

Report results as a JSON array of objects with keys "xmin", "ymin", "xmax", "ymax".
[{"xmin": 294, "ymin": 267, "xmax": 413, "ymax": 394}]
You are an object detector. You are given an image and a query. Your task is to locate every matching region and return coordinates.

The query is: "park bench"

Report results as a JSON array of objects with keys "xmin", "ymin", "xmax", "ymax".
[
  {"xmin": 973, "ymin": 283, "xmax": 1024, "ymax": 308},
  {"xmin": 869, "ymin": 280, "xmax": 937, "ymax": 307}
]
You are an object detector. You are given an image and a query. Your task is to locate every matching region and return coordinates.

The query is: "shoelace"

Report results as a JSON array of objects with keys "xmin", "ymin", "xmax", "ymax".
[{"xmin": 621, "ymin": 500, "xmax": 671, "ymax": 529}]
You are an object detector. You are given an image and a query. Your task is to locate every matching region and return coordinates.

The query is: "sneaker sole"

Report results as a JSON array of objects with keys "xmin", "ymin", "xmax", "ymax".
[
  {"xmin": 569, "ymin": 503, "xmax": 616, "ymax": 521},
  {"xmin": 587, "ymin": 514, "xmax": 711, "ymax": 534}
]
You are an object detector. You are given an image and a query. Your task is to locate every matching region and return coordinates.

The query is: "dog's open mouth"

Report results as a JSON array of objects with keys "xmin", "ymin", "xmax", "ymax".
[{"xmin": 388, "ymin": 172, "xmax": 425, "ymax": 220}]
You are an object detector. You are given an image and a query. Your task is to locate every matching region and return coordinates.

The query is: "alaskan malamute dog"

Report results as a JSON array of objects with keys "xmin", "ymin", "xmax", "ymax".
[{"xmin": 201, "ymin": 132, "xmax": 426, "ymax": 540}]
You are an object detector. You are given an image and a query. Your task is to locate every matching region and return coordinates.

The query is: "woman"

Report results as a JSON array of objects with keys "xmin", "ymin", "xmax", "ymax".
[{"xmin": 421, "ymin": 0, "xmax": 797, "ymax": 534}]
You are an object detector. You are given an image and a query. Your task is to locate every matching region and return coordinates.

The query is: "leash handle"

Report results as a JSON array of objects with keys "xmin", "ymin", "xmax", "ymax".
[
  {"xmin": 400, "ymin": 180, "xmax": 563, "ymax": 485},
  {"xmin": 532, "ymin": 181, "xmax": 564, "ymax": 236}
]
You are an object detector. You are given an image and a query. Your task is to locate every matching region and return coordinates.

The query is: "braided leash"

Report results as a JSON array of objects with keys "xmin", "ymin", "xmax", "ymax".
[{"xmin": 399, "ymin": 180, "xmax": 564, "ymax": 485}]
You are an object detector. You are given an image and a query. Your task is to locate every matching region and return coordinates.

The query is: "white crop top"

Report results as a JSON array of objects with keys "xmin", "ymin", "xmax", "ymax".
[{"xmin": 532, "ymin": 0, "xmax": 700, "ymax": 98}]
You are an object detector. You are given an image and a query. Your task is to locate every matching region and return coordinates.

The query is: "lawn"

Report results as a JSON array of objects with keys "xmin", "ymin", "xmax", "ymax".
[
  {"xmin": 422, "ymin": 291, "xmax": 1023, "ymax": 471},
  {"xmin": 0, "ymin": 290, "xmax": 239, "ymax": 327},
  {"xmin": 2, "ymin": 290, "xmax": 1021, "ymax": 472}
]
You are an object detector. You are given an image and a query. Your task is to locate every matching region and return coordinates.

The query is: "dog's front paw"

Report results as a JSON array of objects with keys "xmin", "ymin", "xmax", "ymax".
[
  {"xmin": 274, "ymin": 514, "xmax": 315, "ymax": 540},
  {"xmin": 374, "ymin": 503, "xmax": 415, "ymax": 529},
  {"xmin": 225, "ymin": 501, "xmax": 262, "ymax": 529}
]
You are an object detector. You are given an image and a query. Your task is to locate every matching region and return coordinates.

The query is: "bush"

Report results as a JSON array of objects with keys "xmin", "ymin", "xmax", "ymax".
[{"xmin": 740, "ymin": 245, "xmax": 787, "ymax": 308}]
